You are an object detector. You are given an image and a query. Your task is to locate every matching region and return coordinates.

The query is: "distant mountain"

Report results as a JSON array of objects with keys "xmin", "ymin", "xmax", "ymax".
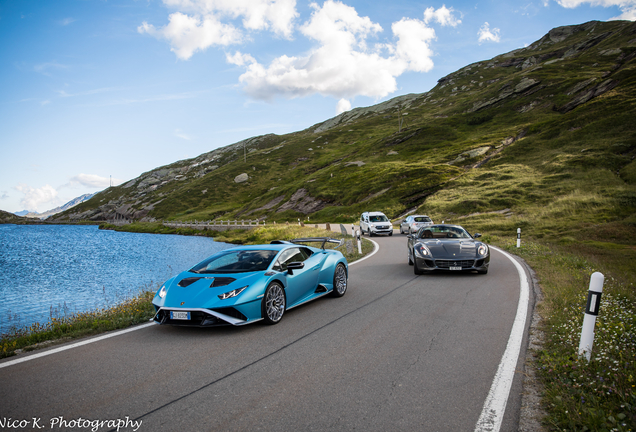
[
  {"xmin": 0, "ymin": 209, "xmax": 29, "ymax": 224},
  {"xmin": 14, "ymin": 210, "xmax": 29, "ymax": 216},
  {"xmin": 24, "ymin": 193, "xmax": 95, "ymax": 220}
]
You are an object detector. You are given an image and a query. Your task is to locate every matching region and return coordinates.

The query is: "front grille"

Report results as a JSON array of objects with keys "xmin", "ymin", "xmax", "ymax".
[
  {"xmin": 435, "ymin": 260, "xmax": 475, "ymax": 269},
  {"xmin": 155, "ymin": 309, "xmax": 227, "ymax": 326}
]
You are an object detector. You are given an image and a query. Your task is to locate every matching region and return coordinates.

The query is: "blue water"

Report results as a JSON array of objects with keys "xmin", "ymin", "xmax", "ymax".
[{"xmin": 0, "ymin": 224, "xmax": 232, "ymax": 333}]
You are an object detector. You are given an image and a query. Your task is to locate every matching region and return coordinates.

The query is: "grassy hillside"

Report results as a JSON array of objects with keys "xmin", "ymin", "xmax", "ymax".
[{"xmin": 56, "ymin": 20, "xmax": 635, "ymax": 238}]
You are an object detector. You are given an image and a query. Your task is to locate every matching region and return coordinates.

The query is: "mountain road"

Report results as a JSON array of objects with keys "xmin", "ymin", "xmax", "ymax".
[{"xmin": 0, "ymin": 231, "xmax": 535, "ymax": 432}]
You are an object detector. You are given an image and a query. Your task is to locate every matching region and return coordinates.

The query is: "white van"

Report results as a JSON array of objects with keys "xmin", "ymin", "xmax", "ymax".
[{"xmin": 360, "ymin": 211, "xmax": 393, "ymax": 236}]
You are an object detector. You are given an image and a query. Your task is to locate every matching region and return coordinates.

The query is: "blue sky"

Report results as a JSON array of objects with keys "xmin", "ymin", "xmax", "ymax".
[{"xmin": 1, "ymin": 0, "xmax": 634, "ymax": 213}]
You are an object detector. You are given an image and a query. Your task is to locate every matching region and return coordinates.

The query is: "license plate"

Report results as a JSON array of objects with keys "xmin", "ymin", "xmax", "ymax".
[
  {"xmin": 170, "ymin": 311, "xmax": 190, "ymax": 320},
  {"xmin": 450, "ymin": 266, "xmax": 462, "ymax": 271}
]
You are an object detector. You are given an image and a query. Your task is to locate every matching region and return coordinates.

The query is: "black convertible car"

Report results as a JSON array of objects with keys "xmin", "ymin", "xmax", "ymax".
[{"xmin": 406, "ymin": 224, "xmax": 490, "ymax": 275}]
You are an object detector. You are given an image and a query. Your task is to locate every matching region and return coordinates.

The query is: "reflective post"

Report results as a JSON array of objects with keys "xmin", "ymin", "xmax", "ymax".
[
  {"xmin": 356, "ymin": 230, "xmax": 362, "ymax": 254},
  {"xmin": 578, "ymin": 272, "xmax": 605, "ymax": 362},
  {"xmin": 516, "ymin": 228, "xmax": 521, "ymax": 248}
]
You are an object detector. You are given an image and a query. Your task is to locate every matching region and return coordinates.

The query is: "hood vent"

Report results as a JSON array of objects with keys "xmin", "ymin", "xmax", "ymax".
[
  {"xmin": 210, "ymin": 277, "xmax": 236, "ymax": 287},
  {"xmin": 178, "ymin": 277, "xmax": 202, "ymax": 287}
]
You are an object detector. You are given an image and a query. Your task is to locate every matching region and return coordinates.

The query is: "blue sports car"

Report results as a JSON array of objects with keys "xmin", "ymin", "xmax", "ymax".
[{"xmin": 152, "ymin": 238, "xmax": 348, "ymax": 326}]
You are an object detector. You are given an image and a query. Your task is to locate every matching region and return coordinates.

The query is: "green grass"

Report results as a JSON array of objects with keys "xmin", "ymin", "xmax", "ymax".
[
  {"xmin": 492, "ymin": 239, "xmax": 636, "ymax": 431},
  {"xmin": 1, "ymin": 290, "xmax": 157, "ymax": 360}
]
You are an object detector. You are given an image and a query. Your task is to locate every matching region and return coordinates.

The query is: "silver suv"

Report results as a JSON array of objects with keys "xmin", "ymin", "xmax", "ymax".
[
  {"xmin": 399, "ymin": 215, "xmax": 433, "ymax": 235},
  {"xmin": 360, "ymin": 211, "xmax": 393, "ymax": 236}
]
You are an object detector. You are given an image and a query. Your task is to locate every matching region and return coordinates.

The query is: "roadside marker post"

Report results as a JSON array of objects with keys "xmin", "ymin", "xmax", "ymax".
[
  {"xmin": 356, "ymin": 230, "xmax": 362, "ymax": 254},
  {"xmin": 578, "ymin": 272, "xmax": 605, "ymax": 362},
  {"xmin": 516, "ymin": 228, "xmax": 521, "ymax": 248}
]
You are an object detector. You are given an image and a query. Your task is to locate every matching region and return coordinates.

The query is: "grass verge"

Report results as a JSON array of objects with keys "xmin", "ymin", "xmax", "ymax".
[
  {"xmin": 487, "ymin": 235, "xmax": 635, "ymax": 431},
  {"xmin": 0, "ymin": 225, "xmax": 374, "ymax": 360}
]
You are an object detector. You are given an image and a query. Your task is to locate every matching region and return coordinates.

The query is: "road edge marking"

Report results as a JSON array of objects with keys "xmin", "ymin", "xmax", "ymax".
[
  {"xmin": 474, "ymin": 246, "xmax": 530, "ymax": 432},
  {"xmin": 348, "ymin": 238, "xmax": 379, "ymax": 266},
  {"xmin": 0, "ymin": 322, "xmax": 155, "ymax": 369}
]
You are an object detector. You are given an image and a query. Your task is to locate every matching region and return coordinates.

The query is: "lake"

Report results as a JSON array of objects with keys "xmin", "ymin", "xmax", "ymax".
[{"xmin": 0, "ymin": 224, "xmax": 232, "ymax": 334}]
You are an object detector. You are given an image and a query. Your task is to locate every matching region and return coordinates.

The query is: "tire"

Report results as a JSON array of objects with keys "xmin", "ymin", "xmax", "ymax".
[
  {"xmin": 262, "ymin": 282, "xmax": 286, "ymax": 325},
  {"xmin": 368, "ymin": 229, "xmax": 373, "ymax": 237},
  {"xmin": 331, "ymin": 263, "xmax": 348, "ymax": 297},
  {"xmin": 413, "ymin": 252, "xmax": 423, "ymax": 275},
  {"xmin": 408, "ymin": 251, "xmax": 413, "ymax": 266},
  {"xmin": 389, "ymin": 231, "xmax": 393, "ymax": 236}
]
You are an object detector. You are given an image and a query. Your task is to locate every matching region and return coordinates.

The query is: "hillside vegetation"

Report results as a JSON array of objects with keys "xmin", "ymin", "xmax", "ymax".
[{"xmin": 56, "ymin": 20, "xmax": 635, "ymax": 242}]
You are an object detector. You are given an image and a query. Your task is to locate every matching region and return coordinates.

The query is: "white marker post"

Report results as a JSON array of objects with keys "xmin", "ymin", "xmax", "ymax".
[
  {"xmin": 516, "ymin": 228, "xmax": 521, "ymax": 248},
  {"xmin": 356, "ymin": 230, "xmax": 362, "ymax": 254},
  {"xmin": 352, "ymin": 224, "xmax": 355, "ymax": 237},
  {"xmin": 578, "ymin": 272, "xmax": 605, "ymax": 362}
]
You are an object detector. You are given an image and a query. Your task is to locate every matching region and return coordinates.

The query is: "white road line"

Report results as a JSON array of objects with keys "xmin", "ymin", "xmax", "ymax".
[
  {"xmin": 474, "ymin": 246, "xmax": 530, "ymax": 432},
  {"xmin": 348, "ymin": 238, "xmax": 379, "ymax": 266},
  {"xmin": 1, "ymin": 238, "xmax": 381, "ymax": 369},
  {"xmin": 0, "ymin": 322, "xmax": 155, "ymax": 369}
]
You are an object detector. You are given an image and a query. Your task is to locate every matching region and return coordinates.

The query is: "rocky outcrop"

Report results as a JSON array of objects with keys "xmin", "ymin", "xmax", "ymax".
[
  {"xmin": 469, "ymin": 78, "xmax": 540, "ymax": 112},
  {"xmin": 557, "ymin": 79, "xmax": 619, "ymax": 113},
  {"xmin": 276, "ymin": 189, "xmax": 326, "ymax": 214}
]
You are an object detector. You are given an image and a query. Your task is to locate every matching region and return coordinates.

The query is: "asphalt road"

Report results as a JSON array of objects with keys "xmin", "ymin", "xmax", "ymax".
[{"xmin": 0, "ymin": 233, "xmax": 534, "ymax": 432}]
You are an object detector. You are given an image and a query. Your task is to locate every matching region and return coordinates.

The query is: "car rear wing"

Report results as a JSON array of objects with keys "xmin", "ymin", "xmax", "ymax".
[{"xmin": 291, "ymin": 237, "xmax": 344, "ymax": 250}]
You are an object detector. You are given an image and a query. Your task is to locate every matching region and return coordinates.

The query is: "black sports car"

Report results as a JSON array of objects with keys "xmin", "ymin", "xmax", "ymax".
[{"xmin": 406, "ymin": 224, "xmax": 490, "ymax": 275}]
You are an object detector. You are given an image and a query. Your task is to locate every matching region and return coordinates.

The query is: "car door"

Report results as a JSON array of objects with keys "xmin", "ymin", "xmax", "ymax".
[{"xmin": 274, "ymin": 247, "xmax": 320, "ymax": 306}]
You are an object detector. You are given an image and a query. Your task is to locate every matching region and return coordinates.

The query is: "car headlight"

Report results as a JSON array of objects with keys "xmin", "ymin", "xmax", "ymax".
[
  {"xmin": 414, "ymin": 243, "xmax": 431, "ymax": 258},
  {"xmin": 218, "ymin": 286, "xmax": 248, "ymax": 300},
  {"xmin": 158, "ymin": 284, "xmax": 168, "ymax": 299},
  {"xmin": 478, "ymin": 244, "xmax": 488, "ymax": 256}
]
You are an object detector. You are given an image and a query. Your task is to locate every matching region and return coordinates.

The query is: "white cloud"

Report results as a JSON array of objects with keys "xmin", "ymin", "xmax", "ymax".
[
  {"xmin": 138, "ymin": 12, "xmax": 243, "ymax": 60},
  {"xmin": 163, "ymin": 0, "xmax": 298, "ymax": 36},
  {"xmin": 175, "ymin": 128, "xmax": 193, "ymax": 140},
  {"xmin": 553, "ymin": 0, "xmax": 636, "ymax": 20},
  {"xmin": 67, "ymin": 174, "xmax": 120, "ymax": 189},
  {"xmin": 139, "ymin": 0, "xmax": 299, "ymax": 60},
  {"xmin": 392, "ymin": 17, "xmax": 436, "ymax": 72},
  {"xmin": 15, "ymin": 184, "xmax": 58, "ymax": 212},
  {"xmin": 478, "ymin": 22, "xmax": 501, "ymax": 43},
  {"xmin": 58, "ymin": 17, "xmax": 76, "ymax": 26},
  {"xmin": 146, "ymin": 1, "xmax": 459, "ymax": 111},
  {"xmin": 336, "ymin": 98, "xmax": 351, "ymax": 114},
  {"xmin": 228, "ymin": 1, "xmax": 444, "ymax": 108},
  {"xmin": 423, "ymin": 5, "xmax": 461, "ymax": 27},
  {"xmin": 34, "ymin": 61, "xmax": 69, "ymax": 76}
]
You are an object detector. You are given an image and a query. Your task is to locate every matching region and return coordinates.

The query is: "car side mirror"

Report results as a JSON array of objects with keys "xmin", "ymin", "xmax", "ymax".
[
  {"xmin": 473, "ymin": 233, "xmax": 482, "ymax": 238},
  {"xmin": 287, "ymin": 262, "xmax": 305, "ymax": 274}
]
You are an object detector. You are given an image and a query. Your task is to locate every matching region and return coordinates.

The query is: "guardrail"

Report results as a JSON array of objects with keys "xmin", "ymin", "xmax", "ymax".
[{"xmin": 163, "ymin": 220, "xmax": 264, "ymax": 230}]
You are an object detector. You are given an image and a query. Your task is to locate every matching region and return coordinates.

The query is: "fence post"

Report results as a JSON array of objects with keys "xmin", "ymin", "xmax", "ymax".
[{"xmin": 578, "ymin": 272, "xmax": 605, "ymax": 362}]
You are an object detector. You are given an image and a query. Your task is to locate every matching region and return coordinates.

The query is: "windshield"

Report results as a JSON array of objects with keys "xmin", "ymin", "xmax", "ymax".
[
  {"xmin": 190, "ymin": 250, "xmax": 279, "ymax": 274},
  {"xmin": 369, "ymin": 215, "xmax": 389, "ymax": 222},
  {"xmin": 419, "ymin": 226, "xmax": 472, "ymax": 239},
  {"xmin": 413, "ymin": 216, "xmax": 432, "ymax": 223}
]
